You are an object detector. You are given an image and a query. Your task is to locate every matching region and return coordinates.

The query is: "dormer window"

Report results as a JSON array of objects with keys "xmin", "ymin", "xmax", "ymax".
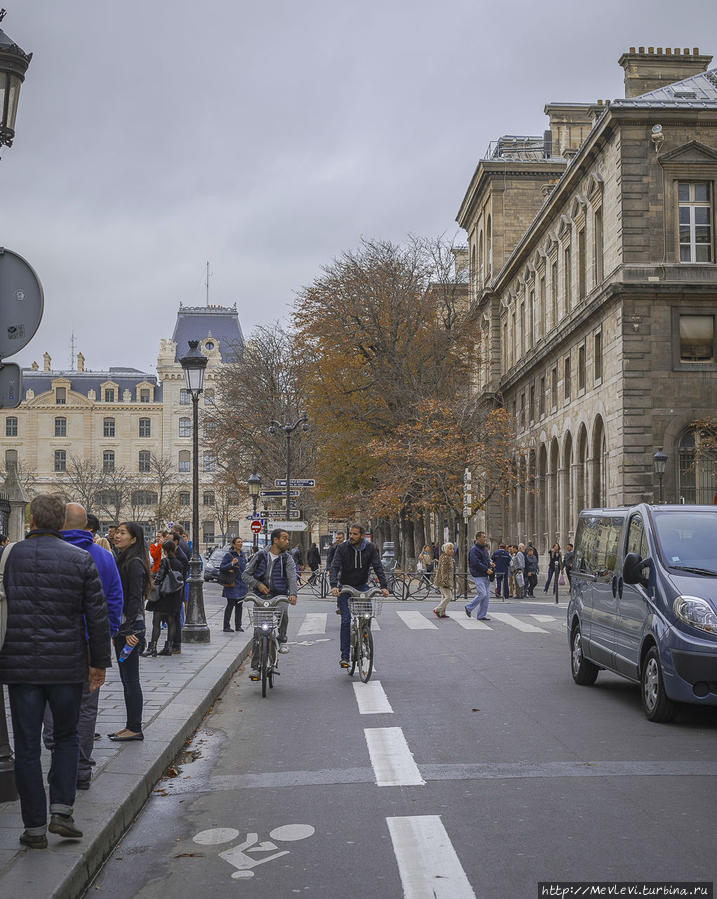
[
  {"xmin": 104, "ymin": 388, "xmax": 115, "ymax": 403},
  {"xmin": 140, "ymin": 389, "xmax": 150, "ymax": 403},
  {"xmin": 55, "ymin": 387, "xmax": 66, "ymax": 405}
]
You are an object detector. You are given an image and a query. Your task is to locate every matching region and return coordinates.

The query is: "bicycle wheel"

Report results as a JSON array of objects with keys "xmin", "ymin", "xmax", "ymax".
[
  {"xmin": 261, "ymin": 635, "xmax": 269, "ymax": 698},
  {"xmin": 391, "ymin": 574, "xmax": 408, "ymax": 601},
  {"xmin": 349, "ymin": 623, "xmax": 357, "ymax": 676},
  {"xmin": 358, "ymin": 623, "xmax": 373, "ymax": 682}
]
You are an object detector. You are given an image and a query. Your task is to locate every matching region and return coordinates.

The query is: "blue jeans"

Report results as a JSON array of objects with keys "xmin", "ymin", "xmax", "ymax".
[
  {"xmin": 495, "ymin": 572, "xmax": 509, "ymax": 598},
  {"xmin": 8, "ymin": 682, "xmax": 83, "ymax": 832},
  {"xmin": 466, "ymin": 576, "xmax": 490, "ymax": 619},
  {"xmin": 338, "ymin": 584, "xmax": 370, "ymax": 660}
]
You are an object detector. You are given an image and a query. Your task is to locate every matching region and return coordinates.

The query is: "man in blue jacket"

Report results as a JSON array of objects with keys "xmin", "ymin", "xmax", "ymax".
[
  {"xmin": 466, "ymin": 531, "xmax": 494, "ymax": 621},
  {"xmin": 491, "ymin": 543, "xmax": 511, "ymax": 600},
  {"xmin": 43, "ymin": 503, "xmax": 123, "ymax": 791}
]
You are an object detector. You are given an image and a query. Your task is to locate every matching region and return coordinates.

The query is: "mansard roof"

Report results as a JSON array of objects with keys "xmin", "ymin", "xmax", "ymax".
[
  {"xmin": 22, "ymin": 367, "xmax": 161, "ymax": 402},
  {"xmin": 612, "ymin": 68, "xmax": 717, "ymax": 108},
  {"xmin": 171, "ymin": 303, "xmax": 244, "ymax": 363}
]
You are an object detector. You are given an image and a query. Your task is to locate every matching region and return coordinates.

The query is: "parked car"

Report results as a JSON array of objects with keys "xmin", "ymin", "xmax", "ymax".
[
  {"xmin": 568, "ymin": 504, "xmax": 717, "ymax": 722},
  {"xmin": 203, "ymin": 544, "xmax": 231, "ymax": 582}
]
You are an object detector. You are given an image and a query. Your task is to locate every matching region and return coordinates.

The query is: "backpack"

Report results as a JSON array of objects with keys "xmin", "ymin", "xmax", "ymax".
[{"xmin": 0, "ymin": 543, "xmax": 17, "ymax": 651}]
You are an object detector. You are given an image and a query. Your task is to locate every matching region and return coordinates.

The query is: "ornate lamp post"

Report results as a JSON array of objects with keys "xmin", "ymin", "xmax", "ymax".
[
  {"xmin": 180, "ymin": 340, "xmax": 210, "ymax": 643},
  {"xmin": 248, "ymin": 472, "xmax": 261, "ymax": 550},
  {"xmin": 653, "ymin": 448, "xmax": 668, "ymax": 504},
  {"xmin": 0, "ymin": 9, "xmax": 31, "ymax": 805},
  {"xmin": 269, "ymin": 414, "xmax": 309, "ymax": 519}
]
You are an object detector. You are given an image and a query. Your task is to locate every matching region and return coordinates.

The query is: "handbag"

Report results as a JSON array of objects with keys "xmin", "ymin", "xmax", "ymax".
[
  {"xmin": 217, "ymin": 566, "xmax": 235, "ymax": 586},
  {"xmin": 145, "ymin": 583, "xmax": 161, "ymax": 611},
  {"xmin": 160, "ymin": 565, "xmax": 184, "ymax": 595},
  {"xmin": 515, "ymin": 571, "xmax": 525, "ymax": 588},
  {"xmin": 559, "ymin": 573, "xmax": 566, "ymax": 586}
]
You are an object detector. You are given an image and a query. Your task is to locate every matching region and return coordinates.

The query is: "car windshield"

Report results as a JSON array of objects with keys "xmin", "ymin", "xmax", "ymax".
[
  {"xmin": 653, "ymin": 511, "xmax": 717, "ymax": 574},
  {"xmin": 209, "ymin": 546, "xmax": 230, "ymax": 563}
]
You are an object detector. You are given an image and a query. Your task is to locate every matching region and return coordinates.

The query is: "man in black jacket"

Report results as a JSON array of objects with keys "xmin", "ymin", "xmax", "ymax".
[
  {"xmin": 0, "ymin": 494, "xmax": 111, "ymax": 849},
  {"xmin": 330, "ymin": 524, "xmax": 389, "ymax": 668}
]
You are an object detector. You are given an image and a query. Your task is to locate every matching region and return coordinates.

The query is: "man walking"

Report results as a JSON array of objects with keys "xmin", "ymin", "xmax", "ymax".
[
  {"xmin": 465, "ymin": 531, "xmax": 494, "ymax": 621},
  {"xmin": 512, "ymin": 543, "xmax": 526, "ymax": 599},
  {"xmin": 491, "ymin": 543, "xmax": 511, "ymax": 600},
  {"xmin": 330, "ymin": 524, "xmax": 389, "ymax": 669},
  {"xmin": 0, "ymin": 494, "xmax": 111, "ymax": 848},
  {"xmin": 326, "ymin": 532, "xmax": 345, "ymax": 614}
]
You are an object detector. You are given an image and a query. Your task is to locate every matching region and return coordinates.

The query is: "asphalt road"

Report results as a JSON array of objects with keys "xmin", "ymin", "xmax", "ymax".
[{"xmin": 85, "ymin": 592, "xmax": 717, "ymax": 898}]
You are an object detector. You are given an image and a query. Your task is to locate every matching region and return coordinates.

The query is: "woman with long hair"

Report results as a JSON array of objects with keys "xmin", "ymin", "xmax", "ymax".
[
  {"xmin": 219, "ymin": 536, "xmax": 247, "ymax": 632},
  {"xmin": 110, "ymin": 521, "xmax": 150, "ymax": 741},
  {"xmin": 144, "ymin": 539, "xmax": 184, "ymax": 656},
  {"xmin": 543, "ymin": 543, "xmax": 562, "ymax": 593}
]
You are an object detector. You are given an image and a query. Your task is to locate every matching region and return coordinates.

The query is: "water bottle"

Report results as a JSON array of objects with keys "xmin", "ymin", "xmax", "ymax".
[{"xmin": 118, "ymin": 642, "xmax": 134, "ymax": 663}]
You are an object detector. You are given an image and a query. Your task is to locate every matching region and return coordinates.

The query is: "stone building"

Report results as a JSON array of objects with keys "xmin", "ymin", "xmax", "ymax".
[
  {"xmin": 457, "ymin": 47, "xmax": 717, "ymax": 550},
  {"xmin": 1, "ymin": 303, "xmax": 247, "ymax": 545}
]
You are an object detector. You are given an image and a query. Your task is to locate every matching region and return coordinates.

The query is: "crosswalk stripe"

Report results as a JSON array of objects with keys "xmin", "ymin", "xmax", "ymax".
[
  {"xmin": 396, "ymin": 611, "xmax": 437, "ymax": 630},
  {"xmin": 353, "ymin": 680, "xmax": 393, "ymax": 714},
  {"xmin": 530, "ymin": 614, "xmax": 558, "ymax": 623},
  {"xmin": 387, "ymin": 815, "xmax": 475, "ymax": 898},
  {"xmin": 445, "ymin": 610, "xmax": 492, "ymax": 630},
  {"xmin": 364, "ymin": 727, "xmax": 425, "ymax": 786},
  {"xmin": 297, "ymin": 613, "xmax": 327, "ymax": 636},
  {"xmin": 489, "ymin": 612, "xmax": 549, "ymax": 633}
]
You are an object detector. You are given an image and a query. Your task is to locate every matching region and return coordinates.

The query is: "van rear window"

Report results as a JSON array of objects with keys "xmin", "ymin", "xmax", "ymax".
[{"xmin": 653, "ymin": 511, "xmax": 717, "ymax": 573}]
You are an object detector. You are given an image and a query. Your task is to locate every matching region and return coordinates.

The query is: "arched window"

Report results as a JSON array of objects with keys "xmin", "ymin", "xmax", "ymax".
[
  {"xmin": 486, "ymin": 215, "xmax": 493, "ymax": 277},
  {"xmin": 54, "ymin": 417, "xmax": 67, "ymax": 438},
  {"xmin": 677, "ymin": 428, "xmax": 717, "ymax": 504},
  {"xmin": 179, "ymin": 417, "xmax": 191, "ymax": 438}
]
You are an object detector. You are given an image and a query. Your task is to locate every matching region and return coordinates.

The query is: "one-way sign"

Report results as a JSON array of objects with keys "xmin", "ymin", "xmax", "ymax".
[{"xmin": 274, "ymin": 479, "xmax": 316, "ymax": 488}]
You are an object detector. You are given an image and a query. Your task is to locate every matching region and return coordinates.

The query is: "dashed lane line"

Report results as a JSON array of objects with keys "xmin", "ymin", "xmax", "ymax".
[
  {"xmin": 352, "ymin": 680, "xmax": 393, "ymax": 714},
  {"xmin": 387, "ymin": 815, "xmax": 475, "ymax": 898},
  {"xmin": 364, "ymin": 727, "xmax": 425, "ymax": 786}
]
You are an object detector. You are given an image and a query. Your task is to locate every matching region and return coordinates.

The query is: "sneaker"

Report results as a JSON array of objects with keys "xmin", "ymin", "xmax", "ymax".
[
  {"xmin": 48, "ymin": 814, "xmax": 82, "ymax": 839},
  {"xmin": 335, "ymin": 608, "xmax": 341, "ymax": 615},
  {"xmin": 278, "ymin": 644, "xmax": 289, "ymax": 654},
  {"xmin": 223, "ymin": 627, "xmax": 233, "ymax": 632},
  {"xmin": 340, "ymin": 657, "xmax": 349, "ymax": 668},
  {"xmin": 464, "ymin": 606, "xmax": 472, "ymax": 618},
  {"xmin": 19, "ymin": 831, "xmax": 47, "ymax": 849},
  {"xmin": 249, "ymin": 669, "xmax": 260, "ymax": 681},
  {"xmin": 76, "ymin": 780, "xmax": 91, "ymax": 791},
  {"xmin": 237, "ymin": 626, "xmax": 245, "ymax": 632}
]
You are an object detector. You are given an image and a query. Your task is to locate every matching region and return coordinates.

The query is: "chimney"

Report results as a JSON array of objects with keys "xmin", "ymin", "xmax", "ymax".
[
  {"xmin": 618, "ymin": 46, "xmax": 713, "ymax": 98},
  {"xmin": 543, "ymin": 104, "xmax": 594, "ymax": 157},
  {"xmin": 77, "ymin": 351, "xmax": 85, "ymax": 372},
  {"xmin": 43, "ymin": 352, "xmax": 51, "ymax": 372}
]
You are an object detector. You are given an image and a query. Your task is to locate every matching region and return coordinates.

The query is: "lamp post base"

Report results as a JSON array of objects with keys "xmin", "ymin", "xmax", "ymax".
[
  {"xmin": 183, "ymin": 561, "xmax": 211, "ymax": 644},
  {"xmin": 182, "ymin": 624, "xmax": 211, "ymax": 644}
]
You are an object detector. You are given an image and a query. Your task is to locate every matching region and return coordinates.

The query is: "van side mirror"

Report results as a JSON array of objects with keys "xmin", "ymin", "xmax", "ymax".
[{"xmin": 623, "ymin": 552, "xmax": 650, "ymax": 586}]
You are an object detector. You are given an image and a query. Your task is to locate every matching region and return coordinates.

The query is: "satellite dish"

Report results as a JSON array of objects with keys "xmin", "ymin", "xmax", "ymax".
[
  {"xmin": 0, "ymin": 363, "xmax": 22, "ymax": 408},
  {"xmin": 0, "ymin": 248, "xmax": 44, "ymax": 359}
]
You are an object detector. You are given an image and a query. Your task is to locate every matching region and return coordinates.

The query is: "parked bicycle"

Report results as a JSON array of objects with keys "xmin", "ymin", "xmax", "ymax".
[
  {"xmin": 404, "ymin": 569, "xmax": 440, "ymax": 600},
  {"xmin": 247, "ymin": 594, "xmax": 289, "ymax": 698},
  {"xmin": 341, "ymin": 586, "xmax": 383, "ymax": 682},
  {"xmin": 306, "ymin": 567, "xmax": 330, "ymax": 599}
]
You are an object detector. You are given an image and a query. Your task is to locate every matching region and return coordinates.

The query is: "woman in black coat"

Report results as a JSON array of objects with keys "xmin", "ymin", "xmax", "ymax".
[
  {"xmin": 220, "ymin": 537, "xmax": 247, "ymax": 632},
  {"xmin": 111, "ymin": 521, "xmax": 150, "ymax": 742},
  {"xmin": 144, "ymin": 540, "xmax": 184, "ymax": 656},
  {"xmin": 543, "ymin": 543, "xmax": 562, "ymax": 593}
]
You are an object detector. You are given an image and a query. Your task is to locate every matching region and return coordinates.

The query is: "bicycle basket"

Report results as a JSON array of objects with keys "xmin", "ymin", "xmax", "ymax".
[
  {"xmin": 250, "ymin": 608, "xmax": 283, "ymax": 629},
  {"xmin": 349, "ymin": 597, "xmax": 383, "ymax": 618}
]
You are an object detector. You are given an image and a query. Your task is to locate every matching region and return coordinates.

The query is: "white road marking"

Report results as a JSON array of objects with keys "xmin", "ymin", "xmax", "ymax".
[
  {"xmin": 193, "ymin": 828, "xmax": 240, "ymax": 845},
  {"xmin": 268, "ymin": 824, "xmax": 315, "ymax": 841},
  {"xmin": 371, "ymin": 619, "xmax": 380, "ymax": 630},
  {"xmin": 489, "ymin": 612, "xmax": 548, "ymax": 633},
  {"xmin": 387, "ymin": 815, "xmax": 475, "ymax": 898},
  {"xmin": 364, "ymin": 727, "xmax": 425, "ymax": 786},
  {"xmin": 297, "ymin": 613, "xmax": 327, "ymax": 636},
  {"xmin": 531, "ymin": 614, "xmax": 558, "ymax": 623},
  {"xmin": 396, "ymin": 611, "xmax": 437, "ymax": 630},
  {"xmin": 445, "ymin": 610, "xmax": 492, "ymax": 630},
  {"xmin": 353, "ymin": 680, "xmax": 393, "ymax": 714}
]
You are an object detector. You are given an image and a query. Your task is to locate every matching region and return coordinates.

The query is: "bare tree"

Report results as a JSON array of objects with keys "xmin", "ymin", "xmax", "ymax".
[
  {"xmin": 58, "ymin": 456, "xmax": 107, "ymax": 511},
  {"xmin": 96, "ymin": 466, "xmax": 134, "ymax": 525},
  {"xmin": 0, "ymin": 457, "xmax": 38, "ymax": 496},
  {"xmin": 148, "ymin": 453, "xmax": 181, "ymax": 529}
]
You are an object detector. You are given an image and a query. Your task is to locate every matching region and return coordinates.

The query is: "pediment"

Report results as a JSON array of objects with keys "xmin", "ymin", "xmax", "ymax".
[{"xmin": 658, "ymin": 140, "xmax": 717, "ymax": 166}]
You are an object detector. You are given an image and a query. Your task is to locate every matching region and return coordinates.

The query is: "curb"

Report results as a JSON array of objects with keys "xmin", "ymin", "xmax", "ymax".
[{"xmin": 0, "ymin": 634, "xmax": 252, "ymax": 899}]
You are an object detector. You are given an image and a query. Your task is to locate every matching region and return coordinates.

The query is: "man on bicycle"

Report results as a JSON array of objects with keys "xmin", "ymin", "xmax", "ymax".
[
  {"xmin": 242, "ymin": 528, "xmax": 297, "ymax": 680},
  {"xmin": 330, "ymin": 524, "xmax": 389, "ymax": 669}
]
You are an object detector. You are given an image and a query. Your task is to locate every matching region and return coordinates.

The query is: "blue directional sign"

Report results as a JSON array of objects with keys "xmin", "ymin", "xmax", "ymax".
[
  {"xmin": 260, "ymin": 489, "xmax": 300, "ymax": 497},
  {"xmin": 274, "ymin": 479, "xmax": 316, "ymax": 488}
]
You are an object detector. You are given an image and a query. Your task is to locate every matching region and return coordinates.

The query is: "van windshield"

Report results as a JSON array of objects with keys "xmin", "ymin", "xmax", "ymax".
[{"xmin": 653, "ymin": 511, "xmax": 717, "ymax": 575}]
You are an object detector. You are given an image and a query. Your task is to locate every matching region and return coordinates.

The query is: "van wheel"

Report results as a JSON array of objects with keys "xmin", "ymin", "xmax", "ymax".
[
  {"xmin": 571, "ymin": 626, "xmax": 599, "ymax": 685},
  {"xmin": 641, "ymin": 646, "xmax": 676, "ymax": 723}
]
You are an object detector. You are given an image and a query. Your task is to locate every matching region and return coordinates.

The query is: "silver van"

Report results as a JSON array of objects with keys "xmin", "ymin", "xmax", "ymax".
[{"xmin": 568, "ymin": 504, "xmax": 717, "ymax": 722}]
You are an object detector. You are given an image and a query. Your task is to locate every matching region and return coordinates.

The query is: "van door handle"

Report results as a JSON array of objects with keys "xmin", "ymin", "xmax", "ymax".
[
  {"xmin": 611, "ymin": 576, "xmax": 618, "ymax": 597},
  {"xmin": 617, "ymin": 577, "xmax": 623, "ymax": 599}
]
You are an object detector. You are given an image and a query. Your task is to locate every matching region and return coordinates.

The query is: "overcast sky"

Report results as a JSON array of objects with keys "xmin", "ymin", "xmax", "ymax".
[{"xmin": 3, "ymin": 0, "xmax": 716, "ymax": 376}]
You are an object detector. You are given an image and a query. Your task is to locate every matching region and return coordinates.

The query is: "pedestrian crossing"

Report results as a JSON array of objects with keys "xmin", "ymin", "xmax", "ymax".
[{"xmin": 296, "ymin": 608, "xmax": 564, "ymax": 635}]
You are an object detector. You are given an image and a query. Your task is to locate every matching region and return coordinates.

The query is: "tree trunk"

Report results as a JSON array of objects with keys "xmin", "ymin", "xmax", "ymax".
[{"xmin": 415, "ymin": 513, "xmax": 426, "ymax": 559}]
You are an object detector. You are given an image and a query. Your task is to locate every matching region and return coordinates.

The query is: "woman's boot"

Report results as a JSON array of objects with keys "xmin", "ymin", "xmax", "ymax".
[
  {"xmin": 158, "ymin": 641, "xmax": 173, "ymax": 656},
  {"xmin": 141, "ymin": 642, "xmax": 157, "ymax": 657}
]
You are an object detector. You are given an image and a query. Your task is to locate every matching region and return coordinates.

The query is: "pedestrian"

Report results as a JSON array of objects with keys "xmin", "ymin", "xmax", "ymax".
[
  {"xmin": 107, "ymin": 524, "xmax": 120, "ymax": 557},
  {"xmin": 562, "ymin": 543, "xmax": 575, "ymax": 585},
  {"xmin": 0, "ymin": 494, "xmax": 111, "ymax": 848},
  {"xmin": 465, "ymin": 531, "xmax": 493, "ymax": 621},
  {"xmin": 511, "ymin": 543, "xmax": 526, "ymax": 598},
  {"xmin": 491, "ymin": 543, "xmax": 511, "ymax": 599},
  {"xmin": 307, "ymin": 542, "xmax": 320, "ymax": 575},
  {"xmin": 42, "ymin": 503, "xmax": 123, "ymax": 792},
  {"xmin": 417, "ymin": 544, "xmax": 434, "ymax": 573},
  {"xmin": 432, "ymin": 542, "xmax": 456, "ymax": 618},
  {"xmin": 171, "ymin": 529, "xmax": 190, "ymax": 654},
  {"xmin": 527, "ymin": 541, "xmax": 539, "ymax": 566},
  {"xmin": 330, "ymin": 524, "xmax": 389, "ymax": 669},
  {"xmin": 110, "ymin": 521, "xmax": 150, "ymax": 742},
  {"xmin": 149, "ymin": 531, "xmax": 165, "ymax": 574},
  {"xmin": 144, "ymin": 539, "xmax": 185, "ymax": 656},
  {"xmin": 220, "ymin": 536, "xmax": 247, "ymax": 633},
  {"xmin": 544, "ymin": 543, "xmax": 562, "ymax": 592},
  {"xmin": 525, "ymin": 546, "xmax": 539, "ymax": 597},
  {"xmin": 326, "ymin": 532, "xmax": 345, "ymax": 614},
  {"xmin": 243, "ymin": 528, "xmax": 298, "ymax": 679}
]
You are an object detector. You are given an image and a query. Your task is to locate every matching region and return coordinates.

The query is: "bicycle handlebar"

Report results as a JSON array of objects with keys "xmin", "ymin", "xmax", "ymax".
[
  {"xmin": 335, "ymin": 586, "xmax": 385, "ymax": 599},
  {"xmin": 246, "ymin": 594, "xmax": 289, "ymax": 607}
]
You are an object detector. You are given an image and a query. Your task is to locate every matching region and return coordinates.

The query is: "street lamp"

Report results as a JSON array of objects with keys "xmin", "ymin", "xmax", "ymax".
[
  {"xmin": 0, "ymin": 11, "xmax": 32, "ymax": 150},
  {"xmin": 653, "ymin": 448, "xmax": 668, "ymax": 504},
  {"xmin": 0, "ymin": 9, "xmax": 30, "ymax": 805},
  {"xmin": 269, "ymin": 414, "xmax": 309, "ymax": 523},
  {"xmin": 248, "ymin": 472, "xmax": 262, "ymax": 550},
  {"xmin": 180, "ymin": 340, "xmax": 210, "ymax": 643}
]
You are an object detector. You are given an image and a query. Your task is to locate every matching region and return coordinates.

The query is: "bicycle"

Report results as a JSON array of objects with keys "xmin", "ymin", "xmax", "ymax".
[
  {"xmin": 340, "ymin": 586, "xmax": 384, "ymax": 682},
  {"xmin": 247, "ymin": 594, "xmax": 289, "ymax": 698},
  {"xmin": 370, "ymin": 570, "xmax": 408, "ymax": 600},
  {"xmin": 306, "ymin": 568, "xmax": 329, "ymax": 599},
  {"xmin": 404, "ymin": 569, "xmax": 440, "ymax": 601}
]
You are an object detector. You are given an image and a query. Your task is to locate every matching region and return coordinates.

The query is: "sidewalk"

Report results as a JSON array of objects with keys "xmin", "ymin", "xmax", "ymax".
[{"xmin": 0, "ymin": 584, "xmax": 251, "ymax": 899}]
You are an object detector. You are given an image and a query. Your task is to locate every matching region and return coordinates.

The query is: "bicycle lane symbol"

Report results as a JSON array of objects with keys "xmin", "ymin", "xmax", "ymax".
[{"xmin": 193, "ymin": 824, "xmax": 316, "ymax": 879}]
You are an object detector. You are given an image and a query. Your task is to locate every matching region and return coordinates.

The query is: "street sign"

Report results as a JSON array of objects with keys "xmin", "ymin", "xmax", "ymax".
[
  {"xmin": 0, "ymin": 363, "xmax": 22, "ymax": 408},
  {"xmin": 268, "ymin": 520, "xmax": 308, "ymax": 531},
  {"xmin": 0, "ymin": 248, "xmax": 44, "ymax": 359},
  {"xmin": 274, "ymin": 479, "xmax": 316, "ymax": 488},
  {"xmin": 250, "ymin": 520, "xmax": 263, "ymax": 533},
  {"xmin": 245, "ymin": 514, "xmax": 266, "ymax": 521},
  {"xmin": 260, "ymin": 509, "xmax": 300, "ymax": 519},
  {"xmin": 260, "ymin": 489, "xmax": 300, "ymax": 498}
]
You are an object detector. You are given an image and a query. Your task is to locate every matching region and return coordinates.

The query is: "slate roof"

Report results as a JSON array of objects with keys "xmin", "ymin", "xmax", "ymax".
[
  {"xmin": 171, "ymin": 304, "xmax": 244, "ymax": 362},
  {"xmin": 612, "ymin": 68, "xmax": 717, "ymax": 108},
  {"xmin": 22, "ymin": 367, "xmax": 162, "ymax": 402}
]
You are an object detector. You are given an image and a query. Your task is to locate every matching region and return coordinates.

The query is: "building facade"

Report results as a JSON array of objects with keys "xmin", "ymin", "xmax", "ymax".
[
  {"xmin": 457, "ymin": 47, "xmax": 717, "ymax": 550},
  {"xmin": 1, "ymin": 303, "xmax": 248, "ymax": 545}
]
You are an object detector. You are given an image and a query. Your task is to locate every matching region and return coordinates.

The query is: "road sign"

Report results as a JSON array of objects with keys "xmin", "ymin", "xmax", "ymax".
[
  {"xmin": 274, "ymin": 479, "xmax": 316, "ymax": 488},
  {"xmin": 260, "ymin": 509, "xmax": 300, "ymax": 519},
  {"xmin": 245, "ymin": 514, "xmax": 267, "ymax": 521},
  {"xmin": 269, "ymin": 520, "xmax": 308, "ymax": 531},
  {"xmin": 260, "ymin": 489, "xmax": 300, "ymax": 498},
  {"xmin": 250, "ymin": 520, "xmax": 263, "ymax": 534},
  {"xmin": 0, "ymin": 248, "xmax": 44, "ymax": 359},
  {"xmin": 0, "ymin": 363, "xmax": 22, "ymax": 408}
]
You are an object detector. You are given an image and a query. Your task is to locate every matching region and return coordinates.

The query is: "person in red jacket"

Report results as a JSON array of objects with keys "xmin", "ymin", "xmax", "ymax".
[{"xmin": 149, "ymin": 531, "xmax": 166, "ymax": 574}]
